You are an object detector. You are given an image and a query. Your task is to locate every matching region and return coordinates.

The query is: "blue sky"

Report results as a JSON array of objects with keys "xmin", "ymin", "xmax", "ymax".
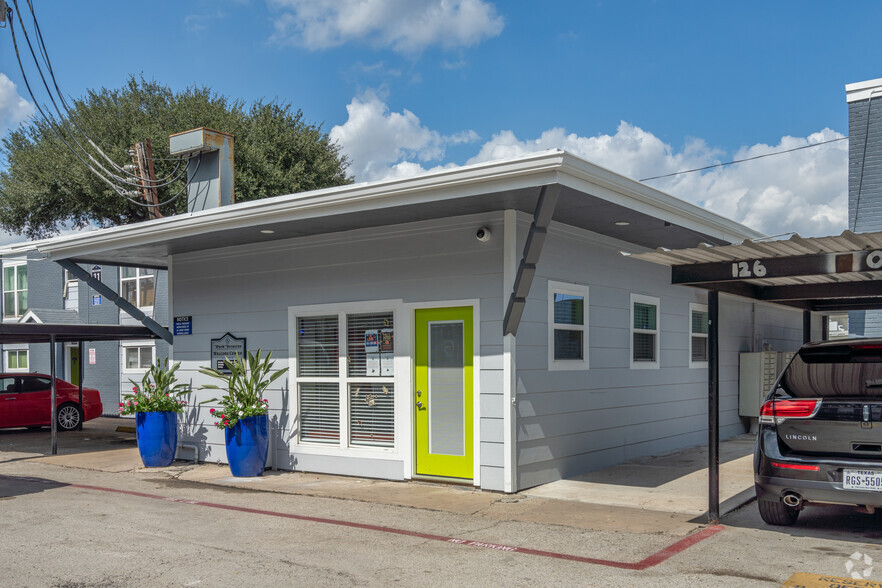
[{"xmin": 1, "ymin": 1, "xmax": 881, "ymax": 239}]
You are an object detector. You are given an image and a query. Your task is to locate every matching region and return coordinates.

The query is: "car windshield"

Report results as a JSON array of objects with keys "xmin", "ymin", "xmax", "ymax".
[{"xmin": 781, "ymin": 347, "xmax": 882, "ymax": 398}]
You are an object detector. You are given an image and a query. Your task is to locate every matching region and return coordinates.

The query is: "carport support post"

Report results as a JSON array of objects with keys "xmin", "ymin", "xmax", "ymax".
[
  {"xmin": 50, "ymin": 333, "xmax": 57, "ymax": 455},
  {"xmin": 708, "ymin": 290, "xmax": 720, "ymax": 524},
  {"xmin": 78, "ymin": 340, "xmax": 84, "ymax": 431},
  {"xmin": 803, "ymin": 310, "xmax": 812, "ymax": 344}
]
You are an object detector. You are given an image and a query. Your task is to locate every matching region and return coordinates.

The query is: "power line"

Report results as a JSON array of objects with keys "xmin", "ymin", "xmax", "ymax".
[{"xmin": 639, "ymin": 136, "xmax": 848, "ymax": 182}]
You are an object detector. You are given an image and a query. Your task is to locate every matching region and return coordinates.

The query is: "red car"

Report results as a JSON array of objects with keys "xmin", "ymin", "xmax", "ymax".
[{"xmin": 0, "ymin": 373, "xmax": 103, "ymax": 431}]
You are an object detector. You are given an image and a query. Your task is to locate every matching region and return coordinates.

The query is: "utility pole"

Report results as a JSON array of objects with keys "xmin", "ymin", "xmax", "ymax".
[{"xmin": 129, "ymin": 139, "xmax": 162, "ymax": 220}]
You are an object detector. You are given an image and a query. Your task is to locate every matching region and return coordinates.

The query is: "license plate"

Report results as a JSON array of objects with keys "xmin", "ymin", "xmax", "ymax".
[{"xmin": 843, "ymin": 469, "xmax": 882, "ymax": 491}]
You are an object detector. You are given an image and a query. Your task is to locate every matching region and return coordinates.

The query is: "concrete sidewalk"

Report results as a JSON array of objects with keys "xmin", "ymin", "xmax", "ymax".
[{"xmin": 8, "ymin": 418, "xmax": 757, "ymax": 536}]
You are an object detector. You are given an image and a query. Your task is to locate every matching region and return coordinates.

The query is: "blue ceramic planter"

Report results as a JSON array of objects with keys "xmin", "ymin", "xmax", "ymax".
[
  {"xmin": 136, "ymin": 411, "xmax": 178, "ymax": 467},
  {"xmin": 225, "ymin": 414, "xmax": 268, "ymax": 477}
]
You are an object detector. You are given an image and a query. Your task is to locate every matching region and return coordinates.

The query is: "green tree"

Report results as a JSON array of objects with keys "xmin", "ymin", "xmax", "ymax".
[{"xmin": 0, "ymin": 76, "xmax": 351, "ymax": 239}]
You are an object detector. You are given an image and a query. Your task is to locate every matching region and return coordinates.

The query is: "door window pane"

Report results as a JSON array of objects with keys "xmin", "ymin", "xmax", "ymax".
[{"xmin": 429, "ymin": 322, "xmax": 465, "ymax": 456}]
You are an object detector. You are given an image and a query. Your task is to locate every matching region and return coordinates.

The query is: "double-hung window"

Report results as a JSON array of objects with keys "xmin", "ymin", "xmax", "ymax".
[
  {"xmin": 120, "ymin": 267, "xmax": 155, "ymax": 309},
  {"xmin": 689, "ymin": 303, "xmax": 709, "ymax": 368},
  {"xmin": 3, "ymin": 263, "xmax": 27, "ymax": 318},
  {"xmin": 630, "ymin": 294, "xmax": 660, "ymax": 369},
  {"xmin": 295, "ymin": 309, "xmax": 395, "ymax": 449},
  {"xmin": 547, "ymin": 281, "xmax": 589, "ymax": 370},
  {"xmin": 122, "ymin": 342, "xmax": 155, "ymax": 373},
  {"xmin": 5, "ymin": 348, "xmax": 28, "ymax": 372}
]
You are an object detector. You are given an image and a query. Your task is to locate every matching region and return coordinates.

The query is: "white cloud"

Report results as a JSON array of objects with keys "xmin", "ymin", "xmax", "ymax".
[
  {"xmin": 330, "ymin": 91, "xmax": 478, "ymax": 180},
  {"xmin": 331, "ymin": 94, "xmax": 848, "ymax": 237},
  {"xmin": 0, "ymin": 73, "xmax": 34, "ymax": 135},
  {"xmin": 269, "ymin": 0, "xmax": 504, "ymax": 53}
]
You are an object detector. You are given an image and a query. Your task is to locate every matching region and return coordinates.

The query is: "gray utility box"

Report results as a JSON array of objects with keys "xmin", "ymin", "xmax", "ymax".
[{"xmin": 738, "ymin": 351, "xmax": 796, "ymax": 417}]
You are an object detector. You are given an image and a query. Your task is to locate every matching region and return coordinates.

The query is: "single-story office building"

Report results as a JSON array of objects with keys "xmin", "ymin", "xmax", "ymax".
[{"xmin": 6, "ymin": 150, "xmax": 812, "ymax": 492}]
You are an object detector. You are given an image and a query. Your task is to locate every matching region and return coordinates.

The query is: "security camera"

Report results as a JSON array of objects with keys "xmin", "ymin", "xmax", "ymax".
[{"xmin": 476, "ymin": 226, "xmax": 491, "ymax": 242}]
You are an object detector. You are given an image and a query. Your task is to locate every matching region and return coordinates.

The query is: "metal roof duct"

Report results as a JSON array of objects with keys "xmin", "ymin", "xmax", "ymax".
[{"xmin": 169, "ymin": 127, "xmax": 235, "ymax": 212}]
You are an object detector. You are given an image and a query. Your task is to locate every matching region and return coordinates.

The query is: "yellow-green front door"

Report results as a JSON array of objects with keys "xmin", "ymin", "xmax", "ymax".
[{"xmin": 414, "ymin": 307, "xmax": 473, "ymax": 480}]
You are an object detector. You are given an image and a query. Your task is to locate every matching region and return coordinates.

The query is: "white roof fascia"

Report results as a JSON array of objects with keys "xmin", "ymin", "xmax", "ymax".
[
  {"xmin": 557, "ymin": 153, "xmax": 764, "ymax": 243},
  {"xmin": 3, "ymin": 149, "xmax": 762, "ymax": 261},
  {"xmin": 846, "ymin": 78, "xmax": 882, "ymax": 103}
]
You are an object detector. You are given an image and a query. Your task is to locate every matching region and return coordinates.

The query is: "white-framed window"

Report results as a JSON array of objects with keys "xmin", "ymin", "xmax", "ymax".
[
  {"xmin": 689, "ymin": 303, "xmax": 709, "ymax": 368},
  {"xmin": 4, "ymin": 348, "xmax": 28, "ymax": 372},
  {"xmin": 121, "ymin": 342, "xmax": 155, "ymax": 373},
  {"xmin": 630, "ymin": 293, "xmax": 660, "ymax": 369},
  {"xmin": 120, "ymin": 267, "xmax": 155, "ymax": 310},
  {"xmin": 547, "ymin": 280, "xmax": 589, "ymax": 371},
  {"xmin": 294, "ymin": 307, "xmax": 396, "ymax": 449},
  {"xmin": 3, "ymin": 262, "xmax": 27, "ymax": 319}
]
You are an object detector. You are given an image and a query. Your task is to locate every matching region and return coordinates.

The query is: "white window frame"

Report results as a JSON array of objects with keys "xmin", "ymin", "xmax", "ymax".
[
  {"xmin": 4, "ymin": 348, "xmax": 28, "ymax": 372},
  {"xmin": 3, "ymin": 262, "xmax": 27, "ymax": 319},
  {"xmin": 630, "ymin": 293, "xmax": 660, "ymax": 370},
  {"xmin": 689, "ymin": 303, "xmax": 709, "ymax": 369},
  {"xmin": 120, "ymin": 341, "xmax": 156, "ymax": 374},
  {"xmin": 120, "ymin": 267, "xmax": 155, "ymax": 312},
  {"xmin": 288, "ymin": 300, "xmax": 403, "ymax": 458},
  {"xmin": 547, "ymin": 280, "xmax": 589, "ymax": 371}
]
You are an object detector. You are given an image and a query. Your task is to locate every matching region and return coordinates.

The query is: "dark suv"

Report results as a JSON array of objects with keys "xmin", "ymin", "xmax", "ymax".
[{"xmin": 754, "ymin": 338, "xmax": 882, "ymax": 525}]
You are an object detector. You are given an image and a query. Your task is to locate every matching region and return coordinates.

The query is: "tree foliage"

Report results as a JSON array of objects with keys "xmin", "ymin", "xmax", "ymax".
[{"xmin": 0, "ymin": 76, "xmax": 351, "ymax": 239}]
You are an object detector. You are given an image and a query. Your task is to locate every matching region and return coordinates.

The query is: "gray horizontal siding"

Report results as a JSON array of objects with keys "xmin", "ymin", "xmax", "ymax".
[
  {"xmin": 514, "ymin": 220, "xmax": 804, "ymax": 491},
  {"xmin": 172, "ymin": 213, "xmax": 507, "ymax": 489}
]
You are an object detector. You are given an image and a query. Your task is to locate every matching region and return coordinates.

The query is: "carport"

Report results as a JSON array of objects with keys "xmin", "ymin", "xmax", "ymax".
[
  {"xmin": 0, "ymin": 323, "xmax": 159, "ymax": 454},
  {"xmin": 626, "ymin": 229, "xmax": 882, "ymax": 522}
]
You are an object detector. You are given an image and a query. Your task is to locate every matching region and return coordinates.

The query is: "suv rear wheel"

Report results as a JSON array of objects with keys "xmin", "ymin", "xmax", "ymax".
[{"xmin": 758, "ymin": 499, "xmax": 800, "ymax": 525}]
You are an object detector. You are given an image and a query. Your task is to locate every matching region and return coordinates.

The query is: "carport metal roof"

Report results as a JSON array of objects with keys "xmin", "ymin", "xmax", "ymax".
[
  {"xmin": 626, "ymin": 229, "xmax": 882, "ymax": 311},
  {"xmin": 0, "ymin": 323, "xmax": 157, "ymax": 344},
  {"xmin": 627, "ymin": 229, "xmax": 882, "ymax": 524}
]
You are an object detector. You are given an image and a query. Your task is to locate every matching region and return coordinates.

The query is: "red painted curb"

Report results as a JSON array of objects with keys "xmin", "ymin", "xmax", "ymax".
[{"xmin": 2, "ymin": 475, "xmax": 724, "ymax": 570}]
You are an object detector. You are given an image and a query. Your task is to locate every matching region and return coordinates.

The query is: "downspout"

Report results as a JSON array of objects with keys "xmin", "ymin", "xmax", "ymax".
[{"xmin": 54, "ymin": 260, "xmax": 173, "ymax": 344}]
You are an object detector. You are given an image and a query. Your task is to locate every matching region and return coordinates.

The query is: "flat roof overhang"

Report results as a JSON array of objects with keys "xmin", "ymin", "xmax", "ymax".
[
  {"xmin": 0, "ymin": 323, "xmax": 159, "ymax": 344},
  {"xmin": 1, "ymin": 150, "xmax": 764, "ymax": 268}
]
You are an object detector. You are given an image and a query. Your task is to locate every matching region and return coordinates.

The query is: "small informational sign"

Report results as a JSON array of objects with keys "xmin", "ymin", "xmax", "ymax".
[
  {"xmin": 365, "ymin": 329, "xmax": 380, "ymax": 376},
  {"xmin": 174, "ymin": 316, "xmax": 193, "ymax": 336},
  {"xmin": 91, "ymin": 265, "xmax": 102, "ymax": 281},
  {"xmin": 88, "ymin": 348, "xmax": 96, "ymax": 365},
  {"xmin": 210, "ymin": 333, "xmax": 246, "ymax": 374},
  {"xmin": 91, "ymin": 295, "xmax": 101, "ymax": 306},
  {"xmin": 380, "ymin": 328, "xmax": 394, "ymax": 376}
]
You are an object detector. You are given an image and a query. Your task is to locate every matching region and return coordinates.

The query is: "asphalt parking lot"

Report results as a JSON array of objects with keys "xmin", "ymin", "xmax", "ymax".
[{"xmin": 1, "ymin": 418, "xmax": 881, "ymax": 586}]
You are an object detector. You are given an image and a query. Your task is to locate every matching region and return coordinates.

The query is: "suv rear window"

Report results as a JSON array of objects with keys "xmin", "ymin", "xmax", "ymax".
[{"xmin": 781, "ymin": 345, "xmax": 882, "ymax": 398}]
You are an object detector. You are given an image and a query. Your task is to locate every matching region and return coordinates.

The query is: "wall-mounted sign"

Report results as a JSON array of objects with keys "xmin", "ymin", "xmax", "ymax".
[
  {"xmin": 174, "ymin": 316, "xmax": 192, "ymax": 336},
  {"xmin": 210, "ymin": 333, "xmax": 246, "ymax": 373},
  {"xmin": 88, "ymin": 348, "xmax": 96, "ymax": 365},
  {"xmin": 91, "ymin": 295, "xmax": 101, "ymax": 306},
  {"xmin": 91, "ymin": 265, "xmax": 102, "ymax": 281}
]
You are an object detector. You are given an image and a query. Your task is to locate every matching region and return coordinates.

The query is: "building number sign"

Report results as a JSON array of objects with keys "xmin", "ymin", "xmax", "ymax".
[{"xmin": 731, "ymin": 260, "xmax": 767, "ymax": 278}]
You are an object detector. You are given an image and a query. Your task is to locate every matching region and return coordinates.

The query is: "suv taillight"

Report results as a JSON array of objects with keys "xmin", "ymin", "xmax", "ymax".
[{"xmin": 759, "ymin": 399, "xmax": 820, "ymax": 423}]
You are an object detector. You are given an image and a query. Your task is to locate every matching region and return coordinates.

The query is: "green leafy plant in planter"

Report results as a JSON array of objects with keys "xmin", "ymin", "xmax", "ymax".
[
  {"xmin": 198, "ymin": 349, "xmax": 288, "ymax": 429},
  {"xmin": 119, "ymin": 358, "xmax": 189, "ymax": 415}
]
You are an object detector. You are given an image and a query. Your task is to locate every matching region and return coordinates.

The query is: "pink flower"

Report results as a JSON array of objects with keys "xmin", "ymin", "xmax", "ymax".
[
  {"xmin": 210, "ymin": 408, "xmax": 215, "ymax": 414},
  {"xmin": 132, "ymin": 386, "xmax": 137, "ymax": 391},
  {"xmin": 133, "ymin": 401, "xmax": 138, "ymax": 406},
  {"xmin": 118, "ymin": 402, "xmax": 123, "ymax": 407}
]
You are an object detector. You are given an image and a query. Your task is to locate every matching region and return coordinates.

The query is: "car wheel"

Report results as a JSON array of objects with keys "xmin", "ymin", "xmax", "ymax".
[
  {"xmin": 758, "ymin": 499, "xmax": 800, "ymax": 525},
  {"xmin": 56, "ymin": 403, "xmax": 82, "ymax": 431}
]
